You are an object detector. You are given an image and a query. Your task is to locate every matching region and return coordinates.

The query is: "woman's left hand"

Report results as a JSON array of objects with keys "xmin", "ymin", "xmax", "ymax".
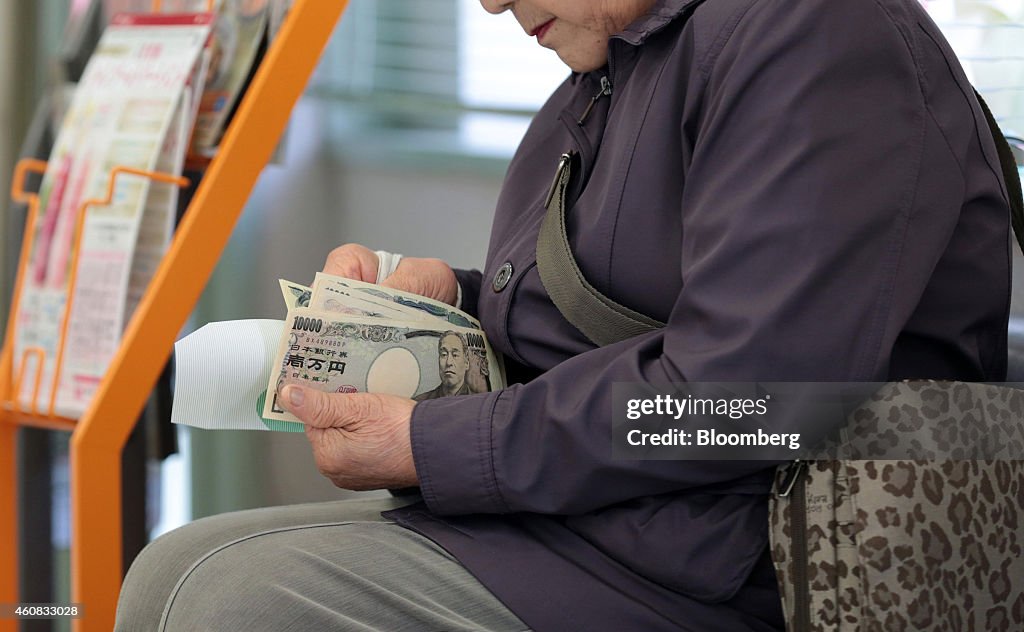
[{"xmin": 279, "ymin": 385, "xmax": 418, "ymax": 490}]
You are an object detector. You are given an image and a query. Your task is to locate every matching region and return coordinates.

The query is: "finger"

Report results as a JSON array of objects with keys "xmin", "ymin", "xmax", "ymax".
[
  {"xmin": 381, "ymin": 258, "xmax": 457, "ymax": 305},
  {"xmin": 323, "ymin": 254, "xmax": 370, "ymax": 280},
  {"xmin": 322, "ymin": 251, "xmax": 356, "ymax": 277},
  {"xmin": 323, "ymin": 246, "xmax": 378, "ymax": 282},
  {"xmin": 379, "ymin": 267, "xmax": 418, "ymax": 294},
  {"xmin": 280, "ymin": 385, "xmax": 349, "ymax": 429},
  {"xmin": 303, "ymin": 425, "xmax": 344, "ymax": 477},
  {"xmin": 281, "ymin": 386, "xmax": 388, "ymax": 430}
]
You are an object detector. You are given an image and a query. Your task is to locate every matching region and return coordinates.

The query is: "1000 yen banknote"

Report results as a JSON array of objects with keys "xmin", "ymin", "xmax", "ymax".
[{"xmin": 262, "ymin": 308, "xmax": 503, "ymax": 423}]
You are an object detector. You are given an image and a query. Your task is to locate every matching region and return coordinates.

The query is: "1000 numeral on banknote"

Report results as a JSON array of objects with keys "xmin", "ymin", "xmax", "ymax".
[{"xmin": 262, "ymin": 308, "xmax": 503, "ymax": 423}]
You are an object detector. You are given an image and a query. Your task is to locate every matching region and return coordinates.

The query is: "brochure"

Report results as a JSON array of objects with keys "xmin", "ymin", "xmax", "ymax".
[{"xmin": 15, "ymin": 13, "xmax": 213, "ymax": 417}]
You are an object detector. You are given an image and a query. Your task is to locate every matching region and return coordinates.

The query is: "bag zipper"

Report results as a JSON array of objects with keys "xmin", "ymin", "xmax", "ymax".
[{"xmin": 778, "ymin": 460, "xmax": 810, "ymax": 632}]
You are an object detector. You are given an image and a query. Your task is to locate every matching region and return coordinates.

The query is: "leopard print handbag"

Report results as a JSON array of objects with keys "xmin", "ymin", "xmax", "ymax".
[{"xmin": 769, "ymin": 382, "xmax": 1024, "ymax": 631}]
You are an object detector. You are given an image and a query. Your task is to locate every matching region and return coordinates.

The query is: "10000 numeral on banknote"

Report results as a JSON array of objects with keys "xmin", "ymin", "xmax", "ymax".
[{"xmin": 262, "ymin": 308, "xmax": 503, "ymax": 424}]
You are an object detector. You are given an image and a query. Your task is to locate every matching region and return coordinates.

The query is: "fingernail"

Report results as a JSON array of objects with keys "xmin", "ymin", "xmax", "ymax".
[{"xmin": 286, "ymin": 385, "xmax": 304, "ymax": 408}]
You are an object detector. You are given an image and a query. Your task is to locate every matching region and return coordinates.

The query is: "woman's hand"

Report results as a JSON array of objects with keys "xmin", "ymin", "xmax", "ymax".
[
  {"xmin": 323, "ymin": 243, "xmax": 381, "ymax": 282},
  {"xmin": 381, "ymin": 257, "xmax": 459, "ymax": 305},
  {"xmin": 279, "ymin": 385, "xmax": 418, "ymax": 491},
  {"xmin": 324, "ymin": 244, "xmax": 459, "ymax": 306}
]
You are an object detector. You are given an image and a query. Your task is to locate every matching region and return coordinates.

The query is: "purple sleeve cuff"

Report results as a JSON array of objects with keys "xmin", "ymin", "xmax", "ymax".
[
  {"xmin": 410, "ymin": 390, "xmax": 511, "ymax": 515},
  {"xmin": 452, "ymin": 269, "xmax": 483, "ymax": 320}
]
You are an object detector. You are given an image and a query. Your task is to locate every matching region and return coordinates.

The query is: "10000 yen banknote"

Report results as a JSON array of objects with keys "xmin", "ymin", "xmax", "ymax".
[
  {"xmin": 278, "ymin": 279, "xmax": 311, "ymax": 309},
  {"xmin": 310, "ymin": 281, "xmax": 436, "ymax": 322},
  {"xmin": 262, "ymin": 308, "xmax": 503, "ymax": 423},
  {"xmin": 312, "ymin": 273, "xmax": 481, "ymax": 330},
  {"xmin": 283, "ymin": 277, "xmax": 420, "ymax": 321}
]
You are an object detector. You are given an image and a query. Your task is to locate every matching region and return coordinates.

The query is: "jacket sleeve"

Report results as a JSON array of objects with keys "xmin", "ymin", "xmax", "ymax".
[
  {"xmin": 453, "ymin": 268, "xmax": 483, "ymax": 319},
  {"xmin": 412, "ymin": 0, "xmax": 951, "ymax": 516}
]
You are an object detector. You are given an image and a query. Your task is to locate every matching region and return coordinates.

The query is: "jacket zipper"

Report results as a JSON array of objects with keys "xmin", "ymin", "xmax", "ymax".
[
  {"xmin": 778, "ymin": 460, "xmax": 810, "ymax": 632},
  {"xmin": 577, "ymin": 75, "xmax": 612, "ymax": 126}
]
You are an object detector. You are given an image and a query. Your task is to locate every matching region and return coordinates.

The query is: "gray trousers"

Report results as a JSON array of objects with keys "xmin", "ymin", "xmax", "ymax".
[{"xmin": 115, "ymin": 496, "xmax": 529, "ymax": 631}]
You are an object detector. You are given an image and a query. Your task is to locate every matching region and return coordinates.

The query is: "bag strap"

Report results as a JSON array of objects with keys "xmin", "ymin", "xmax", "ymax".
[
  {"xmin": 536, "ymin": 152, "xmax": 666, "ymax": 347},
  {"xmin": 973, "ymin": 89, "xmax": 1024, "ymax": 255},
  {"xmin": 537, "ymin": 94, "xmax": 1024, "ymax": 348}
]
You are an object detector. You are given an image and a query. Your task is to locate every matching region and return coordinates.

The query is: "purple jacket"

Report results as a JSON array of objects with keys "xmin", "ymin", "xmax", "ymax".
[{"xmin": 386, "ymin": 0, "xmax": 1012, "ymax": 629}]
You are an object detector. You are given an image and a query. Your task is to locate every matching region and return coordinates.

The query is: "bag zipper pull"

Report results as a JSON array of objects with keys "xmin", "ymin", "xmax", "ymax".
[
  {"xmin": 777, "ymin": 460, "xmax": 807, "ymax": 497},
  {"xmin": 577, "ymin": 76, "xmax": 612, "ymax": 126}
]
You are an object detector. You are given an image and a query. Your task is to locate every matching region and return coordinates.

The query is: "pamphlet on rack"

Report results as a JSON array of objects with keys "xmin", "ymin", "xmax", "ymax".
[
  {"xmin": 191, "ymin": 0, "xmax": 270, "ymax": 151},
  {"xmin": 106, "ymin": 0, "xmax": 274, "ymax": 157},
  {"xmin": 123, "ymin": 86, "xmax": 193, "ymax": 321},
  {"xmin": 14, "ymin": 13, "xmax": 212, "ymax": 418}
]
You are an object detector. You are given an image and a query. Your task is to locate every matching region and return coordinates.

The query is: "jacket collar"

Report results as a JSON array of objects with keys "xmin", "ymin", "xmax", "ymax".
[
  {"xmin": 567, "ymin": 0, "xmax": 704, "ymax": 84},
  {"xmin": 614, "ymin": 0, "xmax": 706, "ymax": 46}
]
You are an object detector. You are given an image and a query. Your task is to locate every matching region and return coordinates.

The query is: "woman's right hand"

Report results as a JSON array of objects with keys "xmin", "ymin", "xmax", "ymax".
[{"xmin": 324, "ymin": 243, "xmax": 459, "ymax": 306}]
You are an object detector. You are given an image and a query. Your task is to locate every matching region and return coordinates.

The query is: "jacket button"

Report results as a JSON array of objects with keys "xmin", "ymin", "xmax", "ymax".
[{"xmin": 492, "ymin": 262, "xmax": 513, "ymax": 292}]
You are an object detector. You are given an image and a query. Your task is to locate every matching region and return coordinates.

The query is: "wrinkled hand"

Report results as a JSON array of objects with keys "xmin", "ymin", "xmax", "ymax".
[
  {"xmin": 324, "ymin": 243, "xmax": 459, "ymax": 306},
  {"xmin": 323, "ymin": 243, "xmax": 381, "ymax": 283},
  {"xmin": 279, "ymin": 384, "xmax": 418, "ymax": 491}
]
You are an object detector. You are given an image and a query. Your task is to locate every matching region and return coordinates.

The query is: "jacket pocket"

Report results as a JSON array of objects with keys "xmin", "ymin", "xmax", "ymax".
[{"xmin": 563, "ymin": 491, "xmax": 769, "ymax": 602}]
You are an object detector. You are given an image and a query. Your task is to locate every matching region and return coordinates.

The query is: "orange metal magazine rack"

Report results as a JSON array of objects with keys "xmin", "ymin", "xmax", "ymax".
[{"xmin": 0, "ymin": 1, "xmax": 349, "ymax": 630}]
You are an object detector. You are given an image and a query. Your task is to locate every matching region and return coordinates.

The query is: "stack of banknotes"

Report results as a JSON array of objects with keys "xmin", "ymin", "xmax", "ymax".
[{"xmin": 171, "ymin": 273, "xmax": 504, "ymax": 432}]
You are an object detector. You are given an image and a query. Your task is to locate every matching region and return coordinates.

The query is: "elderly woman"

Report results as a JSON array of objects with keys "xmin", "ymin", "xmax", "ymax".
[{"xmin": 117, "ymin": 0, "xmax": 1012, "ymax": 629}]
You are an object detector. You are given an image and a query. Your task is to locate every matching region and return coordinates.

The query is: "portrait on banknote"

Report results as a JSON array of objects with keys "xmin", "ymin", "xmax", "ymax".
[{"xmin": 414, "ymin": 331, "xmax": 479, "ymax": 401}]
